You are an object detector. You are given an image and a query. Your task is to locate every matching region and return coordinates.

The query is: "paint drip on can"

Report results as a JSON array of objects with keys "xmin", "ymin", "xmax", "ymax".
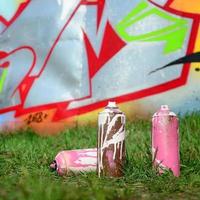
[
  {"xmin": 97, "ymin": 101, "xmax": 126, "ymax": 177},
  {"xmin": 152, "ymin": 105, "xmax": 180, "ymax": 177},
  {"xmin": 50, "ymin": 148, "xmax": 97, "ymax": 176}
]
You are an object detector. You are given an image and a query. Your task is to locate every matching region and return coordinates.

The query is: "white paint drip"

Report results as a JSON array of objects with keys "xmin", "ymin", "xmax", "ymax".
[
  {"xmin": 97, "ymin": 125, "xmax": 101, "ymax": 176},
  {"xmin": 102, "ymin": 125, "xmax": 124, "ymax": 149},
  {"xmin": 120, "ymin": 141, "xmax": 123, "ymax": 159},
  {"xmin": 100, "ymin": 124, "xmax": 104, "ymax": 174},
  {"xmin": 155, "ymin": 159, "xmax": 167, "ymax": 171},
  {"xmin": 152, "ymin": 147, "xmax": 156, "ymax": 161},
  {"xmin": 121, "ymin": 116, "xmax": 126, "ymax": 124}
]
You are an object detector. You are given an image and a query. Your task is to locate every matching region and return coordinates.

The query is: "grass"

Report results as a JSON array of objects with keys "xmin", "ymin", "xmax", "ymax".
[{"xmin": 1, "ymin": 113, "xmax": 200, "ymax": 199}]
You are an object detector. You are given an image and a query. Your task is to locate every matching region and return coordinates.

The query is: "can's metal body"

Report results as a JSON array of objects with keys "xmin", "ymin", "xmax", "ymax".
[
  {"xmin": 97, "ymin": 102, "xmax": 126, "ymax": 177},
  {"xmin": 152, "ymin": 105, "xmax": 180, "ymax": 177},
  {"xmin": 50, "ymin": 148, "xmax": 97, "ymax": 176}
]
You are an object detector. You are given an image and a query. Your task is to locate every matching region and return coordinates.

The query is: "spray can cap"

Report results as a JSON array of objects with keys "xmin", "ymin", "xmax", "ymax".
[
  {"xmin": 153, "ymin": 105, "xmax": 176, "ymax": 117},
  {"xmin": 107, "ymin": 101, "xmax": 117, "ymax": 108},
  {"xmin": 160, "ymin": 105, "xmax": 169, "ymax": 111}
]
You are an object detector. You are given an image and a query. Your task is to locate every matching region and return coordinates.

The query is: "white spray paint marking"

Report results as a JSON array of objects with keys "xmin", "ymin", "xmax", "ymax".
[
  {"xmin": 100, "ymin": 124, "xmax": 104, "ymax": 176},
  {"xmin": 70, "ymin": 166, "xmax": 96, "ymax": 172},
  {"xmin": 152, "ymin": 147, "xmax": 156, "ymax": 160},
  {"xmin": 120, "ymin": 141, "xmax": 123, "ymax": 159},
  {"xmin": 74, "ymin": 157, "xmax": 97, "ymax": 166},
  {"xmin": 98, "ymin": 113, "xmax": 108, "ymax": 126},
  {"xmin": 98, "ymin": 125, "xmax": 101, "ymax": 176},
  {"xmin": 102, "ymin": 125, "xmax": 125, "ymax": 160},
  {"xmin": 155, "ymin": 159, "xmax": 167, "ymax": 171},
  {"xmin": 79, "ymin": 151, "xmax": 97, "ymax": 157},
  {"xmin": 152, "ymin": 147, "xmax": 167, "ymax": 171}
]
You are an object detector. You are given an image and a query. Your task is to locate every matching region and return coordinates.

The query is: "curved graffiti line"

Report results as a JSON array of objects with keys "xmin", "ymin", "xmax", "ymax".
[
  {"xmin": 0, "ymin": 0, "xmax": 31, "ymax": 33},
  {"xmin": 0, "ymin": 0, "xmax": 199, "ymax": 123},
  {"xmin": 149, "ymin": 52, "xmax": 200, "ymax": 74}
]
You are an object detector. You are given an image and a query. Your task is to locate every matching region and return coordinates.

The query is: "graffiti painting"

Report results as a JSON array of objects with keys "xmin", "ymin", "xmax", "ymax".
[{"xmin": 0, "ymin": 0, "xmax": 200, "ymax": 134}]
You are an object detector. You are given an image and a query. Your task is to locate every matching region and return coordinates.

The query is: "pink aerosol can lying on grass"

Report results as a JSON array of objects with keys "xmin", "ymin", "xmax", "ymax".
[
  {"xmin": 50, "ymin": 148, "xmax": 97, "ymax": 175},
  {"xmin": 152, "ymin": 105, "xmax": 180, "ymax": 177}
]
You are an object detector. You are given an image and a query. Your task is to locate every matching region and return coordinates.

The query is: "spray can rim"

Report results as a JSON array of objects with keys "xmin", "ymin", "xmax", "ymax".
[
  {"xmin": 106, "ymin": 101, "xmax": 118, "ymax": 108},
  {"xmin": 153, "ymin": 105, "xmax": 176, "ymax": 117},
  {"xmin": 50, "ymin": 160, "xmax": 57, "ymax": 171}
]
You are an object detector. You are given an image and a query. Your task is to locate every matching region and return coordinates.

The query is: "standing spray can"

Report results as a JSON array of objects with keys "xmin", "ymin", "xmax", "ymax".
[
  {"xmin": 50, "ymin": 148, "xmax": 97, "ymax": 176},
  {"xmin": 97, "ymin": 102, "xmax": 126, "ymax": 177},
  {"xmin": 152, "ymin": 105, "xmax": 180, "ymax": 177}
]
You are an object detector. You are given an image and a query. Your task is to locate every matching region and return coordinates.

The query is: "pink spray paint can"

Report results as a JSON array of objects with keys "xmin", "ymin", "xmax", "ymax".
[
  {"xmin": 50, "ymin": 148, "xmax": 97, "ymax": 176},
  {"xmin": 152, "ymin": 105, "xmax": 180, "ymax": 177}
]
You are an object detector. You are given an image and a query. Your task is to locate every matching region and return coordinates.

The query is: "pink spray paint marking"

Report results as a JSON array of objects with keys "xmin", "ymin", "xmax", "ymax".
[
  {"xmin": 50, "ymin": 148, "xmax": 97, "ymax": 176},
  {"xmin": 152, "ymin": 105, "xmax": 180, "ymax": 177}
]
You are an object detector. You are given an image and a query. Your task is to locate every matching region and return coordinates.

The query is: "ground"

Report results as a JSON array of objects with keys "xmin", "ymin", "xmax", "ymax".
[{"xmin": 1, "ymin": 113, "xmax": 200, "ymax": 200}]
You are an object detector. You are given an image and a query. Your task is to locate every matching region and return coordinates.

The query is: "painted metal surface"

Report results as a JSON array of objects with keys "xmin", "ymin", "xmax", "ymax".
[
  {"xmin": 97, "ymin": 102, "xmax": 126, "ymax": 177},
  {"xmin": 152, "ymin": 105, "xmax": 180, "ymax": 177},
  {"xmin": 50, "ymin": 148, "xmax": 97, "ymax": 175}
]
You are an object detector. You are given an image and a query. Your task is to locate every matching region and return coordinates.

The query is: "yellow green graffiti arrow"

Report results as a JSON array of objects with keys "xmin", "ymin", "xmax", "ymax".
[{"xmin": 116, "ymin": 1, "xmax": 189, "ymax": 54}]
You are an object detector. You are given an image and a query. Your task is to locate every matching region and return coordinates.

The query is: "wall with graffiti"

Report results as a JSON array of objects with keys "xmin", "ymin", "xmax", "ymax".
[{"xmin": 0, "ymin": 0, "xmax": 200, "ymax": 134}]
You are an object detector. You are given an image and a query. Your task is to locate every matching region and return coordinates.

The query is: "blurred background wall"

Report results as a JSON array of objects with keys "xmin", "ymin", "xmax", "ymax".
[{"xmin": 0, "ymin": 0, "xmax": 200, "ymax": 134}]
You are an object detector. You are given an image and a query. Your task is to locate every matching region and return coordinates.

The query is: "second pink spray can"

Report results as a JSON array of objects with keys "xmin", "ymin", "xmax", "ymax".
[
  {"xmin": 152, "ymin": 105, "xmax": 180, "ymax": 177},
  {"xmin": 50, "ymin": 148, "xmax": 97, "ymax": 176}
]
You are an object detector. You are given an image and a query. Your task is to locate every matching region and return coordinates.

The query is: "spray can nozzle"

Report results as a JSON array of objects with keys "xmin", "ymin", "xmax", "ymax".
[
  {"xmin": 50, "ymin": 160, "xmax": 57, "ymax": 171},
  {"xmin": 106, "ymin": 101, "xmax": 118, "ymax": 109},
  {"xmin": 160, "ymin": 105, "xmax": 169, "ymax": 111}
]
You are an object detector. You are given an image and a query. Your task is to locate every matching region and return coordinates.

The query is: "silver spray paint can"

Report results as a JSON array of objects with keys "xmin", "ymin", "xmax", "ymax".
[{"xmin": 97, "ymin": 102, "xmax": 126, "ymax": 177}]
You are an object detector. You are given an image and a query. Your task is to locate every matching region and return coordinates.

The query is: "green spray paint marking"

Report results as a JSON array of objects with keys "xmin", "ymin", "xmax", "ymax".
[
  {"xmin": 0, "ymin": 69, "xmax": 8, "ymax": 93},
  {"xmin": 116, "ymin": 1, "xmax": 189, "ymax": 54}
]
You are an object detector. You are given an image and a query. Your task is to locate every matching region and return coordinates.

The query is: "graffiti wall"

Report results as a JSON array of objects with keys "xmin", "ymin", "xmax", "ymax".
[{"xmin": 0, "ymin": 0, "xmax": 200, "ymax": 134}]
